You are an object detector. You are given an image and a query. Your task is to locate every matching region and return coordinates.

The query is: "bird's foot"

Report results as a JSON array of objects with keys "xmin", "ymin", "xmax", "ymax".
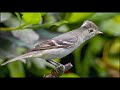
[
  {"xmin": 46, "ymin": 59, "xmax": 65, "ymax": 74},
  {"xmin": 54, "ymin": 64, "xmax": 65, "ymax": 74}
]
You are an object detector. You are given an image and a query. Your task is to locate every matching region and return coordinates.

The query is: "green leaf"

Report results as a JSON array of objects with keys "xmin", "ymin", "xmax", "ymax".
[
  {"xmin": 108, "ymin": 57, "xmax": 120, "ymax": 70},
  {"xmin": 93, "ymin": 60, "xmax": 108, "ymax": 77},
  {"xmin": 89, "ymin": 36, "xmax": 106, "ymax": 54},
  {"xmin": 114, "ymin": 15, "xmax": 120, "ymax": 23},
  {"xmin": 41, "ymin": 20, "xmax": 68, "ymax": 28},
  {"xmin": 110, "ymin": 39, "xmax": 120, "ymax": 54},
  {"xmin": 60, "ymin": 73, "xmax": 80, "ymax": 78},
  {"xmin": 52, "ymin": 20, "xmax": 68, "ymax": 26},
  {"xmin": 66, "ymin": 13, "xmax": 94, "ymax": 23},
  {"xmin": 100, "ymin": 15, "xmax": 120, "ymax": 36},
  {"xmin": 0, "ymin": 12, "xmax": 12, "ymax": 22},
  {"xmin": 15, "ymin": 12, "xmax": 22, "ymax": 25},
  {"xmin": 8, "ymin": 61, "xmax": 25, "ymax": 77},
  {"xmin": 22, "ymin": 13, "xmax": 42, "ymax": 24},
  {"xmin": 89, "ymin": 13, "xmax": 119, "ymax": 21},
  {"xmin": 41, "ymin": 13, "xmax": 46, "ymax": 16},
  {"xmin": 73, "ymin": 44, "xmax": 85, "ymax": 75},
  {"xmin": 81, "ymin": 44, "xmax": 95, "ymax": 77}
]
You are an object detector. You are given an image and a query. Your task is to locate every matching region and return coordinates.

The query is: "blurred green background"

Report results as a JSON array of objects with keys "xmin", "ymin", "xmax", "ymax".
[{"xmin": 0, "ymin": 12, "xmax": 120, "ymax": 78}]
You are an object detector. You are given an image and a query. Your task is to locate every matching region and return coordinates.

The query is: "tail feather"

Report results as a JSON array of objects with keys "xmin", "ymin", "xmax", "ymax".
[{"xmin": 1, "ymin": 51, "xmax": 41, "ymax": 66}]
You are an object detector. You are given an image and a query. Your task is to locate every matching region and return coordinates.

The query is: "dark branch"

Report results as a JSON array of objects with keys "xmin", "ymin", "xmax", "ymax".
[{"xmin": 44, "ymin": 62, "xmax": 73, "ymax": 78}]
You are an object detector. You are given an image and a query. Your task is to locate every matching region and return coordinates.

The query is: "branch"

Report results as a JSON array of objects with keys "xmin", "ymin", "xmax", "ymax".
[
  {"xmin": 0, "ymin": 24, "xmax": 28, "ymax": 31},
  {"xmin": 44, "ymin": 62, "xmax": 73, "ymax": 78},
  {"xmin": 0, "ymin": 27, "xmax": 18, "ymax": 31}
]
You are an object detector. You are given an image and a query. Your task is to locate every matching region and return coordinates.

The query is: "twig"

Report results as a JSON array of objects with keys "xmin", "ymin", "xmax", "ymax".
[{"xmin": 44, "ymin": 62, "xmax": 73, "ymax": 78}]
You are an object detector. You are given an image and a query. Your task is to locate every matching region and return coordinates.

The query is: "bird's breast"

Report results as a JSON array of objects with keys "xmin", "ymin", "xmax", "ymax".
[{"xmin": 41, "ymin": 47, "xmax": 75, "ymax": 59}]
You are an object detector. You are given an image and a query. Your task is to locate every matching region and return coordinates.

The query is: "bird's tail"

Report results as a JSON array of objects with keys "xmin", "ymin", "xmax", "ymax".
[{"xmin": 1, "ymin": 51, "xmax": 41, "ymax": 66}]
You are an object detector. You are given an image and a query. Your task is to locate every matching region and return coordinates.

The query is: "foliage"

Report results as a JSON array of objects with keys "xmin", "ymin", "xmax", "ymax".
[{"xmin": 0, "ymin": 12, "xmax": 120, "ymax": 77}]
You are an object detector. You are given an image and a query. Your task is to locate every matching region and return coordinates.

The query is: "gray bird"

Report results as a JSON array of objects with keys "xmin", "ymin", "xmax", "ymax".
[{"xmin": 1, "ymin": 20, "xmax": 103, "ymax": 70}]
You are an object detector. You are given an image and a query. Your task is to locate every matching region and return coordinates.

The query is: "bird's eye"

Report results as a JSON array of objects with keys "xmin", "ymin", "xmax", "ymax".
[{"xmin": 89, "ymin": 29, "xmax": 93, "ymax": 33}]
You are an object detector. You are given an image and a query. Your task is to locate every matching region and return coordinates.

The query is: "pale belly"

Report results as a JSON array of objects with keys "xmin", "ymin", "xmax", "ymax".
[{"xmin": 41, "ymin": 47, "xmax": 76, "ymax": 59}]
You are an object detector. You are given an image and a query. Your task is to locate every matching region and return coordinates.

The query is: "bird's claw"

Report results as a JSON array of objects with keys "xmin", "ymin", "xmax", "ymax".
[{"xmin": 54, "ymin": 64, "xmax": 65, "ymax": 74}]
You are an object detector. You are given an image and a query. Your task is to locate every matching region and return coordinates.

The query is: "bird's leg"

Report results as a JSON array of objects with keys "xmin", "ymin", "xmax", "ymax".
[
  {"xmin": 46, "ymin": 59, "xmax": 65, "ymax": 74},
  {"xmin": 46, "ymin": 59, "xmax": 60, "ymax": 67}
]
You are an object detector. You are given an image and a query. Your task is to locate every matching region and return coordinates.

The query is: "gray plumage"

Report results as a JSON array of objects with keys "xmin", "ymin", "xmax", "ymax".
[{"xmin": 1, "ymin": 20, "xmax": 103, "ymax": 66}]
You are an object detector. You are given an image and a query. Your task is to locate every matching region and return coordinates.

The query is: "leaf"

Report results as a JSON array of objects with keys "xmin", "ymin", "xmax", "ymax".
[
  {"xmin": 11, "ymin": 29, "xmax": 39, "ymax": 45},
  {"xmin": 100, "ymin": 16, "xmax": 120, "ymax": 36},
  {"xmin": 41, "ymin": 13, "xmax": 46, "ymax": 16},
  {"xmin": 66, "ymin": 13, "xmax": 93, "ymax": 23},
  {"xmin": 8, "ymin": 61, "xmax": 25, "ymax": 77},
  {"xmin": 22, "ymin": 13, "xmax": 42, "ymax": 24},
  {"xmin": 108, "ymin": 58, "xmax": 120, "ymax": 70},
  {"xmin": 109, "ymin": 39, "xmax": 120, "ymax": 54},
  {"xmin": 114, "ymin": 15, "xmax": 120, "ymax": 24},
  {"xmin": 89, "ymin": 13, "xmax": 119, "ymax": 21},
  {"xmin": 93, "ymin": 59, "xmax": 108, "ymax": 77},
  {"xmin": 60, "ymin": 73, "xmax": 80, "ymax": 78},
  {"xmin": 89, "ymin": 36, "xmax": 106, "ymax": 54},
  {"xmin": 41, "ymin": 20, "xmax": 68, "ymax": 28},
  {"xmin": 15, "ymin": 12, "xmax": 22, "ymax": 25},
  {"xmin": 52, "ymin": 20, "xmax": 68, "ymax": 26},
  {"xmin": 73, "ymin": 44, "xmax": 85, "ymax": 75},
  {"xmin": 0, "ymin": 12, "xmax": 12, "ymax": 22},
  {"xmin": 57, "ymin": 24, "xmax": 69, "ymax": 32}
]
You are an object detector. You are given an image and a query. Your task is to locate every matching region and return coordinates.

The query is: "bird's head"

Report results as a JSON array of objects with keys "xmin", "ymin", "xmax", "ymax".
[{"xmin": 80, "ymin": 20, "xmax": 103, "ymax": 40}]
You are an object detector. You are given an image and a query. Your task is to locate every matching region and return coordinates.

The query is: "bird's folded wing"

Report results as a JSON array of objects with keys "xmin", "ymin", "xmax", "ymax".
[{"xmin": 28, "ymin": 36, "xmax": 78, "ymax": 52}]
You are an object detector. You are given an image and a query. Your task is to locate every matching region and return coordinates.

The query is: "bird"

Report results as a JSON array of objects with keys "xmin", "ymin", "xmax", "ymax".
[{"xmin": 1, "ymin": 20, "xmax": 103, "ymax": 70}]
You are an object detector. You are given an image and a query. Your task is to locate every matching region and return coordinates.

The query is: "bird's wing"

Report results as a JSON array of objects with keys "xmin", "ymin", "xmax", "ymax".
[{"xmin": 28, "ymin": 36, "xmax": 78, "ymax": 52}]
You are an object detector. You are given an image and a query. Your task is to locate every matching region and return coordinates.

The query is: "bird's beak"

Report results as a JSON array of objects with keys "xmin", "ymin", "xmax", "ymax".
[{"xmin": 97, "ymin": 31, "xmax": 103, "ymax": 34}]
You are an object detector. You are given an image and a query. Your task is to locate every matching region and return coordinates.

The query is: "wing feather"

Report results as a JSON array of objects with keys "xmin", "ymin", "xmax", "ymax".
[{"xmin": 28, "ymin": 36, "xmax": 78, "ymax": 52}]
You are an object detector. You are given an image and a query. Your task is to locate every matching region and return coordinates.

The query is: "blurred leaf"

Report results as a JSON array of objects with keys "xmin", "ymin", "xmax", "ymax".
[
  {"xmin": 16, "ymin": 47, "xmax": 27, "ymax": 54},
  {"xmin": 11, "ymin": 29, "xmax": 39, "ymax": 45},
  {"xmin": 66, "ymin": 13, "xmax": 93, "ymax": 23},
  {"xmin": 57, "ymin": 24, "xmax": 69, "ymax": 32},
  {"xmin": 4, "ymin": 15, "xmax": 21, "ymax": 27},
  {"xmin": 0, "ymin": 37, "xmax": 19, "ymax": 59},
  {"xmin": 41, "ymin": 13, "xmax": 46, "ymax": 16},
  {"xmin": 42, "ymin": 20, "xmax": 68, "ymax": 28},
  {"xmin": 94, "ymin": 59, "xmax": 108, "ymax": 77},
  {"xmin": 0, "ymin": 64, "xmax": 9, "ymax": 77},
  {"xmin": 32, "ymin": 58, "xmax": 46, "ymax": 69},
  {"xmin": 108, "ymin": 58, "xmax": 120, "ymax": 70},
  {"xmin": 114, "ymin": 15, "xmax": 120, "ymax": 23},
  {"xmin": 0, "ymin": 58, "xmax": 4, "ymax": 64},
  {"xmin": 100, "ymin": 17, "xmax": 120, "ymax": 36},
  {"xmin": 109, "ymin": 39, "xmax": 120, "ymax": 54},
  {"xmin": 8, "ymin": 61, "xmax": 25, "ymax": 77},
  {"xmin": 22, "ymin": 13, "xmax": 42, "ymax": 24},
  {"xmin": 60, "ymin": 73, "xmax": 79, "ymax": 78},
  {"xmin": 52, "ymin": 20, "xmax": 68, "ymax": 26},
  {"xmin": 35, "ymin": 29, "xmax": 60, "ymax": 39},
  {"xmin": 89, "ymin": 36, "xmax": 105, "ymax": 54},
  {"xmin": 0, "ymin": 12, "xmax": 12, "ymax": 22},
  {"xmin": 26, "ymin": 58, "xmax": 49, "ymax": 77},
  {"xmin": 73, "ymin": 43, "xmax": 86, "ymax": 75},
  {"xmin": 89, "ymin": 13, "xmax": 119, "ymax": 22},
  {"xmin": 15, "ymin": 12, "xmax": 22, "ymax": 26},
  {"xmin": 81, "ymin": 41, "xmax": 97, "ymax": 77}
]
